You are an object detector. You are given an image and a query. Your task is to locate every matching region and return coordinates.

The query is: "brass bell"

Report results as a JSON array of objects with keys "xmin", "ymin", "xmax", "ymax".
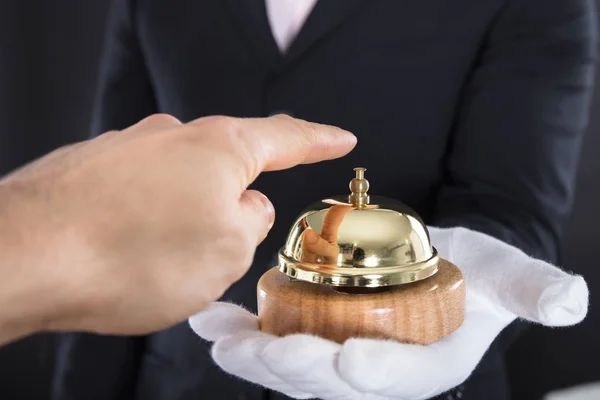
[{"xmin": 257, "ymin": 168, "xmax": 466, "ymax": 344}]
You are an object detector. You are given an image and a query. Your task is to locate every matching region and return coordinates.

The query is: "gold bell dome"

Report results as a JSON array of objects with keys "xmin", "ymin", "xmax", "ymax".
[{"xmin": 278, "ymin": 168, "xmax": 439, "ymax": 287}]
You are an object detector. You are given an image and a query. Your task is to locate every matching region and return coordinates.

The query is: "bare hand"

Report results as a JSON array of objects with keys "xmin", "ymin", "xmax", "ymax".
[{"xmin": 0, "ymin": 114, "xmax": 356, "ymax": 342}]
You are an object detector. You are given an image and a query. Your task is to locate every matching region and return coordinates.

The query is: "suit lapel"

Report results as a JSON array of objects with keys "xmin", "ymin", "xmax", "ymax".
[
  {"xmin": 224, "ymin": 0, "xmax": 366, "ymax": 70},
  {"xmin": 223, "ymin": 0, "xmax": 282, "ymax": 67},
  {"xmin": 284, "ymin": 0, "xmax": 365, "ymax": 65}
]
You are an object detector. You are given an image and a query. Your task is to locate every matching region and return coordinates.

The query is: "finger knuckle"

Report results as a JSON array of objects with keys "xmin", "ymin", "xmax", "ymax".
[
  {"xmin": 210, "ymin": 116, "xmax": 260, "ymax": 181},
  {"xmin": 295, "ymin": 119, "xmax": 319, "ymax": 144},
  {"xmin": 210, "ymin": 115, "xmax": 240, "ymax": 136},
  {"xmin": 144, "ymin": 113, "xmax": 182, "ymax": 126},
  {"xmin": 205, "ymin": 116, "xmax": 242, "ymax": 145},
  {"xmin": 271, "ymin": 113, "xmax": 294, "ymax": 122}
]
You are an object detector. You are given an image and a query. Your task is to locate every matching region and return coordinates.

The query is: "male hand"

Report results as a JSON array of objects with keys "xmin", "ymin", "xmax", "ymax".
[
  {"xmin": 0, "ymin": 114, "xmax": 356, "ymax": 342},
  {"xmin": 189, "ymin": 227, "xmax": 588, "ymax": 400}
]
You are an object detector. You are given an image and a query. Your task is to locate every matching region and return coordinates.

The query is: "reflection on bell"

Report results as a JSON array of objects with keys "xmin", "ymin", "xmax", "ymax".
[{"xmin": 257, "ymin": 168, "xmax": 466, "ymax": 345}]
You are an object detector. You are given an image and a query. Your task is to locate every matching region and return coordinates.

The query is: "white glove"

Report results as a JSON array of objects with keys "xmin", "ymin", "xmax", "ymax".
[{"xmin": 188, "ymin": 227, "xmax": 588, "ymax": 400}]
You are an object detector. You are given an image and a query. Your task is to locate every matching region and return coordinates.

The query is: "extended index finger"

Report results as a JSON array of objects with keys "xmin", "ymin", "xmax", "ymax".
[
  {"xmin": 253, "ymin": 114, "xmax": 357, "ymax": 170},
  {"xmin": 200, "ymin": 114, "xmax": 357, "ymax": 186}
]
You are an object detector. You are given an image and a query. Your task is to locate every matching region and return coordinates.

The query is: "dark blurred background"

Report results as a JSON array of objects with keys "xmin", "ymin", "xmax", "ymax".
[{"xmin": 0, "ymin": 1, "xmax": 598, "ymax": 399}]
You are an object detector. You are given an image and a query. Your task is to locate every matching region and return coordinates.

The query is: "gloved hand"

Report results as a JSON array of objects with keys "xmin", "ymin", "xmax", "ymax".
[{"xmin": 188, "ymin": 227, "xmax": 588, "ymax": 400}]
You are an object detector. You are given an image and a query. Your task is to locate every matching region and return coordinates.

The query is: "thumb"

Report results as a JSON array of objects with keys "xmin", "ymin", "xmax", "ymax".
[{"xmin": 239, "ymin": 190, "xmax": 276, "ymax": 245}]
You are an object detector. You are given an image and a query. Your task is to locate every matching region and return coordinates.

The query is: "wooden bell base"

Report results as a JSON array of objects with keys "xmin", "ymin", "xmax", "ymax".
[{"xmin": 257, "ymin": 259, "xmax": 465, "ymax": 345}]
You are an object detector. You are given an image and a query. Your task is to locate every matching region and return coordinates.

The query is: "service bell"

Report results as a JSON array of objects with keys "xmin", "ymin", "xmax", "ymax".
[{"xmin": 257, "ymin": 168, "xmax": 466, "ymax": 344}]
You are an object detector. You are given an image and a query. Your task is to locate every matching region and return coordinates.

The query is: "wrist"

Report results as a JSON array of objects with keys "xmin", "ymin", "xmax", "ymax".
[
  {"xmin": 0, "ymin": 181, "xmax": 78, "ymax": 344},
  {"xmin": 0, "ymin": 183, "xmax": 36, "ymax": 342}
]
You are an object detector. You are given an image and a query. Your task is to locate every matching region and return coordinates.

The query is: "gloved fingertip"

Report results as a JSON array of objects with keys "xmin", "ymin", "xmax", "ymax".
[
  {"xmin": 339, "ymin": 337, "xmax": 475, "ymax": 399},
  {"xmin": 261, "ymin": 334, "xmax": 340, "ymax": 370},
  {"xmin": 262, "ymin": 335, "xmax": 368, "ymax": 399},
  {"xmin": 211, "ymin": 330, "xmax": 280, "ymax": 374},
  {"xmin": 538, "ymin": 275, "xmax": 589, "ymax": 327},
  {"xmin": 211, "ymin": 333, "xmax": 318, "ymax": 400},
  {"xmin": 188, "ymin": 302, "xmax": 258, "ymax": 341},
  {"xmin": 339, "ymin": 339, "xmax": 409, "ymax": 393}
]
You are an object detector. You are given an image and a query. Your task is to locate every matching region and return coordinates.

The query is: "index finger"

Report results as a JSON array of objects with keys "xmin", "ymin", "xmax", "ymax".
[{"xmin": 198, "ymin": 114, "xmax": 357, "ymax": 187}]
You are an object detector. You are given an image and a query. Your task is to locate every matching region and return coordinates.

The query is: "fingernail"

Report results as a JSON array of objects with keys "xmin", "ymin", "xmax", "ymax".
[
  {"xmin": 337, "ymin": 129, "xmax": 357, "ymax": 144},
  {"xmin": 259, "ymin": 194, "xmax": 275, "ymax": 228}
]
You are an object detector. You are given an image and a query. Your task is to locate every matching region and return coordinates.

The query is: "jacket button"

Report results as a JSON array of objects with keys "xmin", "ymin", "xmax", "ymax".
[{"xmin": 445, "ymin": 385, "xmax": 465, "ymax": 399}]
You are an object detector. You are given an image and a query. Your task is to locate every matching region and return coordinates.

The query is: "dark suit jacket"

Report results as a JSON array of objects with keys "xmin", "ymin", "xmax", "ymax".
[{"xmin": 51, "ymin": 0, "xmax": 598, "ymax": 399}]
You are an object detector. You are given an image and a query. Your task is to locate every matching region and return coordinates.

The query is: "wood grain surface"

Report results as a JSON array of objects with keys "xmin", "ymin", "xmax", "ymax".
[{"xmin": 257, "ymin": 258, "xmax": 465, "ymax": 344}]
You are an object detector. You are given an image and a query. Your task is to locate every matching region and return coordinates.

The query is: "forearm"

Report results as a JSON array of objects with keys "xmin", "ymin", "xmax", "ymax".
[
  {"xmin": 0, "ymin": 180, "xmax": 76, "ymax": 345},
  {"xmin": 0, "ymin": 182, "xmax": 43, "ymax": 344}
]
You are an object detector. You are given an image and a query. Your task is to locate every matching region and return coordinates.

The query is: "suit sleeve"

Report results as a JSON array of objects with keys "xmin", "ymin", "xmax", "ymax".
[
  {"xmin": 433, "ymin": 0, "xmax": 598, "ymax": 263},
  {"xmin": 52, "ymin": 1, "xmax": 156, "ymax": 399}
]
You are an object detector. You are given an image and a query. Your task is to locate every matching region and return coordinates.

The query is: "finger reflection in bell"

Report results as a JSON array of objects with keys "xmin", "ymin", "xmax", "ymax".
[
  {"xmin": 300, "ymin": 204, "xmax": 353, "ymax": 264},
  {"xmin": 320, "ymin": 204, "xmax": 352, "ymax": 243},
  {"xmin": 300, "ymin": 229, "xmax": 338, "ymax": 263}
]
